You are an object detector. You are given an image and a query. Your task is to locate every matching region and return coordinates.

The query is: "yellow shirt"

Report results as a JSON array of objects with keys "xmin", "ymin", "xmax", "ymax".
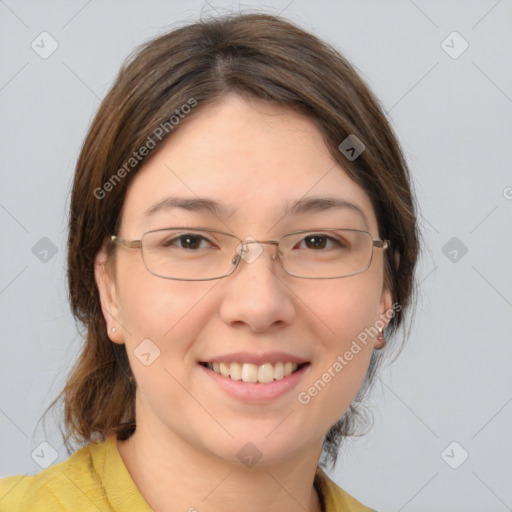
[{"xmin": 0, "ymin": 435, "xmax": 375, "ymax": 511}]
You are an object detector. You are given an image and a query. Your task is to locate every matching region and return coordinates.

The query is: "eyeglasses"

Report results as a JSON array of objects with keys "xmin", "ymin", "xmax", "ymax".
[{"xmin": 111, "ymin": 227, "xmax": 390, "ymax": 281}]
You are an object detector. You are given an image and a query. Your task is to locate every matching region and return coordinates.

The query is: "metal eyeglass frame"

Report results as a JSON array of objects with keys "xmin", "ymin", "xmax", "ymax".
[{"xmin": 110, "ymin": 227, "xmax": 390, "ymax": 281}]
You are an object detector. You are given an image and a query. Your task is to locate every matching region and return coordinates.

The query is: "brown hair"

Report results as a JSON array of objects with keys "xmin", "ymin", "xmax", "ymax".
[{"xmin": 46, "ymin": 12, "xmax": 420, "ymax": 469}]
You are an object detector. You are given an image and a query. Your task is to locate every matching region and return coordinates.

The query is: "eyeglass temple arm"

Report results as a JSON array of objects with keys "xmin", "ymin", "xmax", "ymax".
[
  {"xmin": 111, "ymin": 235, "xmax": 142, "ymax": 249},
  {"xmin": 373, "ymin": 239, "xmax": 390, "ymax": 249}
]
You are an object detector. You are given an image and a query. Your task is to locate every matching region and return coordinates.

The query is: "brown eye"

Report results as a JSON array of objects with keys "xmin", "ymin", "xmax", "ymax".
[
  {"xmin": 162, "ymin": 234, "xmax": 212, "ymax": 250},
  {"xmin": 297, "ymin": 235, "xmax": 345, "ymax": 250}
]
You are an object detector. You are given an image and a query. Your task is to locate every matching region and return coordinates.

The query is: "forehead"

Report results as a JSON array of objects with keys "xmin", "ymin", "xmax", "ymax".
[{"xmin": 121, "ymin": 93, "xmax": 378, "ymax": 234}]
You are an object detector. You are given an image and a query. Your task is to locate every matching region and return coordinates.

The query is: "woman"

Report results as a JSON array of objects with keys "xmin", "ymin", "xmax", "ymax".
[{"xmin": 0, "ymin": 12, "xmax": 419, "ymax": 512}]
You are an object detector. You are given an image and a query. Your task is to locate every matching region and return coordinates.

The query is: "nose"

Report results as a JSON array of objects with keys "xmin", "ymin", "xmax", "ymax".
[{"xmin": 219, "ymin": 240, "xmax": 296, "ymax": 332}]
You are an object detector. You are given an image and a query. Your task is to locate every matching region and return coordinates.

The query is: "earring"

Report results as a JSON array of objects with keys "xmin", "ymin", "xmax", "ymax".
[
  {"xmin": 378, "ymin": 327, "xmax": 385, "ymax": 344},
  {"xmin": 112, "ymin": 327, "xmax": 116, "ymax": 333}
]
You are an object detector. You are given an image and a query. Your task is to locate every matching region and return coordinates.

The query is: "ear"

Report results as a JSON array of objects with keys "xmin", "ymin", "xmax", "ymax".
[
  {"xmin": 94, "ymin": 243, "xmax": 125, "ymax": 345},
  {"xmin": 374, "ymin": 286, "xmax": 393, "ymax": 350}
]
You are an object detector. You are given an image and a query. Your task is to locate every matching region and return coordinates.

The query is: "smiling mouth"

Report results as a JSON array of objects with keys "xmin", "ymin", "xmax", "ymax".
[{"xmin": 199, "ymin": 361, "xmax": 309, "ymax": 384}]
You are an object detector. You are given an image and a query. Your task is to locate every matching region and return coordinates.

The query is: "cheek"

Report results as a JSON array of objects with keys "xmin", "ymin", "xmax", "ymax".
[
  {"xmin": 295, "ymin": 272, "xmax": 382, "ymax": 425},
  {"xmin": 116, "ymin": 253, "xmax": 194, "ymax": 336},
  {"xmin": 116, "ymin": 272, "xmax": 213, "ymax": 403},
  {"xmin": 115, "ymin": 259, "xmax": 218, "ymax": 365},
  {"xmin": 308, "ymin": 267, "xmax": 384, "ymax": 348}
]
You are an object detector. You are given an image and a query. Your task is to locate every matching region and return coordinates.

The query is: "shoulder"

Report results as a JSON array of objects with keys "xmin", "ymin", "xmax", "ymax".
[
  {"xmin": 0, "ymin": 439, "xmax": 110, "ymax": 512},
  {"xmin": 315, "ymin": 466, "xmax": 377, "ymax": 512},
  {"xmin": 0, "ymin": 473, "xmax": 65, "ymax": 511}
]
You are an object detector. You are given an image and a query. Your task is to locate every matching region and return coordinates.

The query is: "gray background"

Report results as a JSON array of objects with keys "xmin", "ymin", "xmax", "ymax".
[{"xmin": 1, "ymin": 1, "xmax": 511, "ymax": 511}]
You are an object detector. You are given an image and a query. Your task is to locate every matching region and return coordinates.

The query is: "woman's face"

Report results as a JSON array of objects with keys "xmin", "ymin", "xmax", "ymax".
[{"xmin": 96, "ymin": 93, "xmax": 392, "ymax": 465}]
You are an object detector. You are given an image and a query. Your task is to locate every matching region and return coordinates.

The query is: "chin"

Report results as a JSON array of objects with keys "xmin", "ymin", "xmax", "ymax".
[{"xmin": 200, "ymin": 428, "xmax": 311, "ymax": 468}]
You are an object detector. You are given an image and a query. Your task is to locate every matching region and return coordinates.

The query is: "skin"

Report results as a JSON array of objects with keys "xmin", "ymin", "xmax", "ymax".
[{"xmin": 95, "ymin": 93, "xmax": 392, "ymax": 512}]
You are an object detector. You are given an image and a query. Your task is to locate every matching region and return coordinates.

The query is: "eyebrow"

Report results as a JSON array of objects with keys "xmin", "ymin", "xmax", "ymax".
[
  {"xmin": 287, "ymin": 196, "xmax": 369, "ymax": 227},
  {"xmin": 144, "ymin": 197, "xmax": 233, "ymax": 219},
  {"xmin": 143, "ymin": 195, "xmax": 369, "ymax": 227}
]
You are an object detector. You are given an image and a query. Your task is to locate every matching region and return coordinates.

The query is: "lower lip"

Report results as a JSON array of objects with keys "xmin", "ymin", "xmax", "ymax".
[{"xmin": 199, "ymin": 363, "xmax": 310, "ymax": 403}]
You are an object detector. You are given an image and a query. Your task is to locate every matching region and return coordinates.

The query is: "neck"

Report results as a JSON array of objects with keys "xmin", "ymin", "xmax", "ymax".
[{"xmin": 117, "ymin": 423, "xmax": 324, "ymax": 512}]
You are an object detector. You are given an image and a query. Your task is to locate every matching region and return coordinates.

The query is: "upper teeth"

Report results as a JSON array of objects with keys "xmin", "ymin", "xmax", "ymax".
[{"xmin": 206, "ymin": 361, "xmax": 299, "ymax": 383}]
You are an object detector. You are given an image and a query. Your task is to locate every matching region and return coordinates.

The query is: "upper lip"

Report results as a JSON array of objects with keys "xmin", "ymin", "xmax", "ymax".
[{"xmin": 200, "ymin": 352, "xmax": 310, "ymax": 366}]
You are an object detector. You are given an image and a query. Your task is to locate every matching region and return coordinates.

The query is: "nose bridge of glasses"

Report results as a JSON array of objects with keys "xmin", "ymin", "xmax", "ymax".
[
  {"xmin": 232, "ymin": 238, "xmax": 280, "ymax": 266},
  {"xmin": 242, "ymin": 239, "xmax": 279, "ymax": 248}
]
